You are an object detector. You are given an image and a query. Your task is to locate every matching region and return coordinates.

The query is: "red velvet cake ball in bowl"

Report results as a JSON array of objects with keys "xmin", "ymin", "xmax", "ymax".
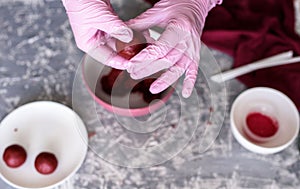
[{"xmin": 82, "ymin": 30, "xmax": 175, "ymax": 117}]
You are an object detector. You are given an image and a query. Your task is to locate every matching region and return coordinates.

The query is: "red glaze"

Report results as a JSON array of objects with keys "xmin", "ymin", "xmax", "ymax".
[
  {"xmin": 117, "ymin": 44, "xmax": 148, "ymax": 60},
  {"xmin": 3, "ymin": 144, "xmax": 27, "ymax": 168},
  {"xmin": 100, "ymin": 69, "xmax": 127, "ymax": 96},
  {"xmin": 246, "ymin": 112, "xmax": 278, "ymax": 138},
  {"xmin": 35, "ymin": 152, "xmax": 58, "ymax": 175},
  {"xmin": 96, "ymin": 30, "xmax": 165, "ymax": 105},
  {"xmin": 115, "ymin": 30, "xmax": 147, "ymax": 58}
]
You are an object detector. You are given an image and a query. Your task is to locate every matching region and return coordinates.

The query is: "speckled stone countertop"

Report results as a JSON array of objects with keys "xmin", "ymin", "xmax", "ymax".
[{"xmin": 1, "ymin": 0, "xmax": 300, "ymax": 189}]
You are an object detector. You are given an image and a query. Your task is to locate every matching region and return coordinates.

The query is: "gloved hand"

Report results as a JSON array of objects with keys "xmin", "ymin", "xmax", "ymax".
[
  {"xmin": 126, "ymin": 0, "xmax": 222, "ymax": 97},
  {"xmin": 62, "ymin": 0, "xmax": 133, "ymax": 70}
]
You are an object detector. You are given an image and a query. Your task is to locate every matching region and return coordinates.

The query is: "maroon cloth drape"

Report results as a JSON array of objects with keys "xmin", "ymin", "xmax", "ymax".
[
  {"xmin": 144, "ymin": 0, "xmax": 159, "ymax": 6},
  {"xmin": 202, "ymin": 0, "xmax": 300, "ymax": 110}
]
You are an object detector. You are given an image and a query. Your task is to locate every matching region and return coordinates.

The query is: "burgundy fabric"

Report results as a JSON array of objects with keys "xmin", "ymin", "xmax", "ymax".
[
  {"xmin": 144, "ymin": 0, "xmax": 159, "ymax": 6},
  {"xmin": 202, "ymin": 0, "xmax": 300, "ymax": 110}
]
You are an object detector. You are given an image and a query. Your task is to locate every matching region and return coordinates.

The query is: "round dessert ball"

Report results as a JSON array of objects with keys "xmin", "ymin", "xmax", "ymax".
[
  {"xmin": 35, "ymin": 152, "xmax": 58, "ymax": 175},
  {"xmin": 3, "ymin": 144, "xmax": 27, "ymax": 168},
  {"xmin": 116, "ymin": 30, "xmax": 148, "ymax": 60}
]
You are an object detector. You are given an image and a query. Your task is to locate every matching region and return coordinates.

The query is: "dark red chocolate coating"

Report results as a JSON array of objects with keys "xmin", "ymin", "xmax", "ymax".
[
  {"xmin": 3, "ymin": 144, "xmax": 27, "ymax": 168},
  {"xmin": 35, "ymin": 152, "xmax": 58, "ymax": 175},
  {"xmin": 97, "ymin": 30, "xmax": 165, "ymax": 106}
]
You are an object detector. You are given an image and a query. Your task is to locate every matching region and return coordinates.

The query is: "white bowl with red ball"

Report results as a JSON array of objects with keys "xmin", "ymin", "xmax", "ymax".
[
  {"xmin": 0, "ymin": 101, "xmax": 88, "ymax": 189},
  {"xmin": 230, "ymin": 87, "xmax": 299, "ymax": 154}
]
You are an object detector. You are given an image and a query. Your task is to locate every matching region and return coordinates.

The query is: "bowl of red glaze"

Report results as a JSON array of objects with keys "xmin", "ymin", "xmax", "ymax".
[
  {"xmin": 230, "ymin": 87, "xmax": 299, "ymax": 154},
  {"xmin": 81, "ymin": 30, "xmax": 175, "ymax": 117}
]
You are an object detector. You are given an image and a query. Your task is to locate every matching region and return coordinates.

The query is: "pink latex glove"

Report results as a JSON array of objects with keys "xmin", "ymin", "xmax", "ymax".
[
  {"xmin": 126, "ymin": 0, "xmax": 222, "ymax": 97},
  {"xmin": 62, "ymin": 0, "xmax": 133, "ymax": 70}
]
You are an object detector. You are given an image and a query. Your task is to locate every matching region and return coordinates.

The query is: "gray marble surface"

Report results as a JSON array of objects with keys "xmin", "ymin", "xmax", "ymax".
[{"xmin": 0, "ymin": 0, "xmax": 300, "ymax": 189}]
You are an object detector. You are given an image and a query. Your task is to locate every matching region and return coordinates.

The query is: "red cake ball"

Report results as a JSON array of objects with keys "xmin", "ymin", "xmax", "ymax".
[
  {"xmin": 98, "ymin": 30, "xmax": 148, "ymax": 97},
  {"xmin": 3, "ymin": 144, "xmax": 27, "ymax": 168},
  {"xmin": 116, "ymin": 30, "xmax": 147, "ymax": 60},
  {"xmin": 35, "ymin": 152, "xmax": 58, "ymax": 175},
  {"xmin": 97, "ymin": 30, "xmax": 166, "ymax": 106}
]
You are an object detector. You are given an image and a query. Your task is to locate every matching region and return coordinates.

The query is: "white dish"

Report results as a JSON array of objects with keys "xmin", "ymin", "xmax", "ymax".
[
  {"xmin": 0, "ymin": 101, "xmax": 88, "ymax": 189},
  {"xmin": 230, "ymin": 87, "xmax": 299, "ymax": 154}
]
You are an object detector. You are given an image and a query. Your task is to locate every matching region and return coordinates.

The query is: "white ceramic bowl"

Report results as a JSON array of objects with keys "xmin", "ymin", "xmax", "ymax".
[
  {"xmin": 230, "ymin": 87, "xmax": 299, "ymax": 154},
  {"xmin": 0, "ymin": 101, "xmax": 88, "ymax": 189}
]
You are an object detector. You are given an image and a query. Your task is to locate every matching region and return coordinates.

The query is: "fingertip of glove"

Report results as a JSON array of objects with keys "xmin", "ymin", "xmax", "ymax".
[
  {"xmin": 130, "ymin": 73, "xmax": 140, "ymax": 80},
  {"xmin": 107, "ymin": 55, "xmax": 129, "ymax": 70},
  {"xmin": 111, "ymin": 26, "xmax": 133, "ymax": 43},
  {"xmin": 150, "ymin": 81, "xmax": 168, "ymax": 94},
  {"xmin": 182, "ymin": 88, "xmax": 192, "ymax": 98},
  {"xmin": 149, "ymin": 85, "xmax": 161, "ymax": 94}
]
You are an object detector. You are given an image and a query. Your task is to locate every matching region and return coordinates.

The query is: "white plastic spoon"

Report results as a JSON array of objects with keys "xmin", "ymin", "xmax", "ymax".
[{"xmin": 210, "ymin": 51, "xmax": 300, "ymax": 83}]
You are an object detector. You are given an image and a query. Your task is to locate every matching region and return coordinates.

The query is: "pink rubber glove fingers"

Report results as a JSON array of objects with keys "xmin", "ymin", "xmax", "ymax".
[
  {"xmin": 150, "ymin": 54, "xmax": 199, "ymax": 98},
  {"xmin": 128, "ymin": 24, "xmax": 189, "ymax": 78},
  {"xmin": 62, "ymin": 0, "xmax": 133, "ymax": 69},
  {"xmin": 126, "ymin": 0, "xmax": 220, "ymax": 97}
]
